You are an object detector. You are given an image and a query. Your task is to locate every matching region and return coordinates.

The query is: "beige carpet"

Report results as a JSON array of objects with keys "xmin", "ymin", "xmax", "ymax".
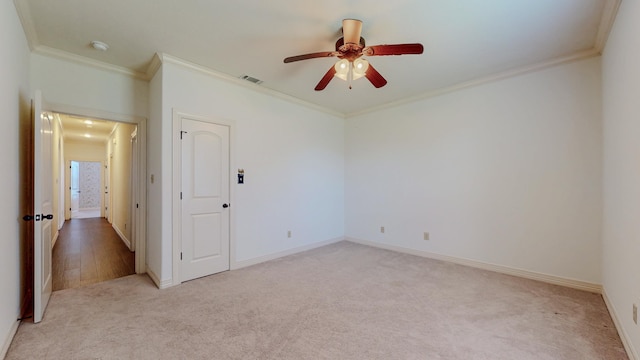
[{"xmin": 6, "ymin": 241, "xmax": 628, "ymax": 359}]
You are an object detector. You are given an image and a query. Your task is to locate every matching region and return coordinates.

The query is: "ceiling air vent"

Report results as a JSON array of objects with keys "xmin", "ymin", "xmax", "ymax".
[{"xmin": 239, "ymin": 75, "xmax": 263, "ymax": 85}]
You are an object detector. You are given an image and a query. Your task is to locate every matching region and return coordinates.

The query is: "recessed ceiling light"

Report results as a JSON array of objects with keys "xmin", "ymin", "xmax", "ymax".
[
  {"xmin": 84, "ymin": 120, "xmax": 93, "ymax": 125},
  {"xmin": 84, "ymin": 133, "xmax": 91, "ymax": 138},
  {"xmin": 90, "ymin": 41, "xmax": 109, "ymax": 51}
]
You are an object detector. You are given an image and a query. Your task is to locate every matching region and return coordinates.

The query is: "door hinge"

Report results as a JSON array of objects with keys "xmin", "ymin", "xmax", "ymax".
[
  {"xmin": 180, "ymin": 252, "xmax": 183, "ymax": 260},
  {"xmin": 136, "ymin": 203, "xmax": 139, "ymax": 209},
  {"xmin": 180, "ymin": 192, "xmax": 182, "ymax": 200},
  {"xmin": 180, "ymin": 131, "xmax": 188, "ymax": 139}
]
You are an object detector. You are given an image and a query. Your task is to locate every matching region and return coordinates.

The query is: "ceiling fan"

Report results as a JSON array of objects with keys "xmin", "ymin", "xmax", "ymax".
[{"xmin": 284, "ymin": 19, "xmax": 424, "ymax": 91}]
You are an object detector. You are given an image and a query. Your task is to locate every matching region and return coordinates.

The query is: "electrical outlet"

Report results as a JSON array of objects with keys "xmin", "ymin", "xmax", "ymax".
[
  {"xmin": 380, "ymin": 226, "xmax": 385, "ymax": 234},
  {"xmin": 634, "ymin": 303, "xmax": 637, "ymax": 325},
  {"xmin": 423, "ymin": 232, "xmax": 429, "ymax": 241},
  {"xmin": 287, "ymin": 230, "xmax": 292, "ymax": 238}
]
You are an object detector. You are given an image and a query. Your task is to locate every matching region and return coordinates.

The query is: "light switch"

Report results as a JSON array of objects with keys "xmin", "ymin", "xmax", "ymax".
[{"xmin": 238, "ymin": 169, "xmax": 244, "ymax": 184}]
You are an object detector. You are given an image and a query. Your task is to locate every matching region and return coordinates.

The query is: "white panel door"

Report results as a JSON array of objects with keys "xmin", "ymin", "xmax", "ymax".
[
  {"xmin": 33, "ymin": 90, "xmax": 53, "ymax": 323},
  {"xmin": 181, "ymin": 118, "xmax": 230, "ymax": 281}
]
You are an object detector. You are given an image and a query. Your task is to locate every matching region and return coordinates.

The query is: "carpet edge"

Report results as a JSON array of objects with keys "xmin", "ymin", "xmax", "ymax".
[
  {"xmin": 345, "ymin": 237, "xmax": 602, "ymax": 293},
  {"xmin": 232, "ymin": 236, "xmax": 345, "ymax": 270},
  {"xmin": 603, "ymin": 289, "xmax": 639, "ymax": 360},
  {"xmin": 1, "ymin": 319, "xmax": 20, "ymax": 360}
]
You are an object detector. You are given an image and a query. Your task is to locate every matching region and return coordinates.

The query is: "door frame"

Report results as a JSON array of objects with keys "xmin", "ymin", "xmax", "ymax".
[
  {"xmin": 46, "ymin": 102, "xmax": 148, "ymax": 274},
  {"xmin": 172, "ymin": 110, "xmax": 236, "ymax": 286},
  {"xmin": 129, "ymin": 128, "xmax": 138, "ymax": 251},
  {"xmin": 57, "ymin": 118, "xmax": 65, "ymax": 231}
]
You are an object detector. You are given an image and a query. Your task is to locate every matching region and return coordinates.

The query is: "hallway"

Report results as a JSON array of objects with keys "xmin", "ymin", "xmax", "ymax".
[{"xmin": 52, "ymin": 218, "xmax": 135, "ymax": 291}]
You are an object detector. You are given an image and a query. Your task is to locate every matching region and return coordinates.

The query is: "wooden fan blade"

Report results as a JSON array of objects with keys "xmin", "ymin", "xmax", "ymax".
[
  {"xmin": 284, "ymin": 51, "xmax": 337, "ymax": 63},
  {"xmin": 363, "ymin": 43, "xmax": 424, "ymax": 56},
  {"xmin": 342, "ymin": 19, "xmax": 363, "ymax": 45},
  {"xmin": 365, "ymin": 64, "xmax": 387, "ymax": 88},
  {"xmin": 315, "ymin": 66, "xmax": 337, "ymax": 91}
]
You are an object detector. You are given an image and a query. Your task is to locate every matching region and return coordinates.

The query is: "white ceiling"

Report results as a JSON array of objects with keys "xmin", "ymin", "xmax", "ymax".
[
  {"xmin": 59, "ymin": 114, "xmax": 116, "ymax": 143},
  {"xmin": 15, "ymin": 0, "xmax": 619, "ymax": 116}
]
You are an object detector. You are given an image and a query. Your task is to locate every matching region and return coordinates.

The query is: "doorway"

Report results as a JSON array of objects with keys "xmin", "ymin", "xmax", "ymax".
[
  {"xmin": 70, "ymin": 160, "xmax": 102, "ymax": 219},
  {"xmin": 23, "ymin": 94, "xmax": 148, "ymax": 321},
  {"xmin": 52, "ymin": 113, "xmax": 144, "ymax": 290}
]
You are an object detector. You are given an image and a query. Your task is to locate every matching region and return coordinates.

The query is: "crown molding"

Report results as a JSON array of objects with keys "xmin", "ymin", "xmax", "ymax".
[
  {"xmin": 346, "ymin": 48, "xmax": 600, "ymax": 118},
  {"xmin": 15, "ymin": 0, "xmax": 621, "ymax": 120},
  {"xmin": 33, "ymin": 46, "xmax": 149, "ymax": 80},
  {"xmin": 31, "ymin": 46, "xmax": 602, "ymax": 121},
  {"xmin": 594, "ymin": 0, "xmax": 622, "ymax": 53},
  {"xmin": 15, "ymin": 1, "xmax": 151, "ymax": 80},
  {"xmin": 145, "ymin": 53, "xmax": 163, "ymax": 79},
  {"xmin": 157, "ymin": 53, "xmax": 345, "ymax": 119},
  {"xmin": 13, "ymin": 0, "xmax": 39, "ymax": 51}
]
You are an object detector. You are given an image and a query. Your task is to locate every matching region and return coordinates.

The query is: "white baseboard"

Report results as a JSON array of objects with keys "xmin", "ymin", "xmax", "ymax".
[
  {"xmin": 346, "ymin": 237, "xmax": 602, "ymax": 294},
  {"xmin": 112, "ymin": 224, "xmax": 131, "ymax": 251},
  {"xmin": 1, "ymin": 320, "xmax": 20, "ymax": 360},
  {"xmin": 232, "ymin": 237, "xmax": 344, "ymax": 270},
  {"xmin": 602, "ymin": 289, "xmax": 638, "ymax": 360},
  {"xmin": 146, "ymin": 266, "xmax": 172, "ymax": 289},
  {"xmin": 51, "ymin": 230, "xmax": 59, "ymax": 249}
]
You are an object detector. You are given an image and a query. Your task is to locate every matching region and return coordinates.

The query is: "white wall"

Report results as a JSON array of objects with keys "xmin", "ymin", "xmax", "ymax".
[
  {"xmin": 30, "ymin": 54, "xmax": 148, "ymax": 119},
  {"xmin": 346, "ymin": 57, "xmax": 603, "ymax": 284},
  {"xmin": 602, "ymin": 0, "xmax": 640, "ymax": 356},
  {"xmin": 108, "ymin": 123, "xmax": 137, "ymax": 246},
  {"xmin": 147, "ymin": 66, "xmax": 163, "ymax": 280},
  {"xmin": 65, "ymin": 139, "xmax": 107, "ymax": 162},
  {"xmin": 149, "ymin": 59, "xmax": 345, "ymax": 283},
  {"xmin": 0, "ymin": 1, "xmax": 31, "ymax": 357}
]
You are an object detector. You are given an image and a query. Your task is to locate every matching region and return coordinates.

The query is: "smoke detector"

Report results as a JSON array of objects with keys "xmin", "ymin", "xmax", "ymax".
[{"xmin": 91, "ymin": 41, "xmax": 109, "ymax": 51}]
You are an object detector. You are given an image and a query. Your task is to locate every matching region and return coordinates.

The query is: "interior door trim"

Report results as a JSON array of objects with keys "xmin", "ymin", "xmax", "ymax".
[{"xmin": 171, "ymin": 110, "xmax": 236, "ymax": 287}]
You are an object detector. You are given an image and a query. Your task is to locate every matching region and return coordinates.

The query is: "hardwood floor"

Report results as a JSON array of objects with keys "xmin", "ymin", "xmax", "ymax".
[{"xmin": 52, "ymin": 218, "xmax": 135, "ymax": 291}]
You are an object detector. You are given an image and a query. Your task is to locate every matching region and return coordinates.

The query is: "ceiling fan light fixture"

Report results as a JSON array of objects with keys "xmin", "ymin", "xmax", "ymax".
[
  {"xmin": 352, "ymin": 58, "xmax": 369, "ymax": 79},
  {"xmin": 334, "ymin": 58, "xmax": 368, "ymax": 86},
  {"xmin": 334, "ymin": 59, "xmax": 350, "ymax": 81}
]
